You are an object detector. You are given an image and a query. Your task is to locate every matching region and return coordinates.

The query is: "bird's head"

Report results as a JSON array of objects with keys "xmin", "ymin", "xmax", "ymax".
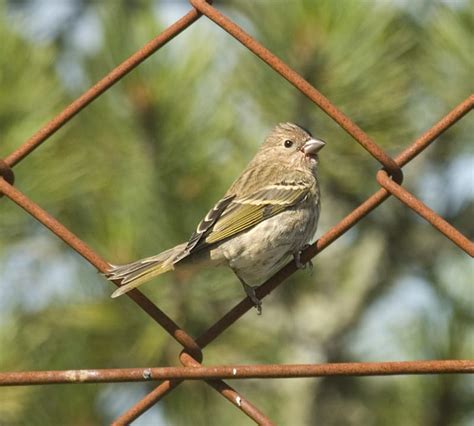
[{"xmin": 257, "ymin": 122, "xmax": 325, "ymax": 172}]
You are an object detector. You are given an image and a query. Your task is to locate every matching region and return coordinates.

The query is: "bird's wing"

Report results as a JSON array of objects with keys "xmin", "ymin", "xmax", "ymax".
[
  {"xmin": 176, "ymin": 178, "xmax": 311, "ymax": 260},
  {"xmin": 205, "ymin": 181, "xmax": 310, "ymax": 243},
  {"xmin": 178, "ymin": 194, "xmax": 236, "ymax": 257}
]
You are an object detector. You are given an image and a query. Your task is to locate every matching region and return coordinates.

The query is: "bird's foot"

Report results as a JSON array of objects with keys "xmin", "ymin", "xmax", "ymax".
[
  {"xmin": 294, "ymin": 245, "xmax": 313, "ymax": 272},
  {"xmin": 242, "ymin": 282, "xmax": 262, "ymax": 315}
]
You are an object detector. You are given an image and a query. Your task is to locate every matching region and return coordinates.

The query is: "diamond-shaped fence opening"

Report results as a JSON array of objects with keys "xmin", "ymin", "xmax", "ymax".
[{"xmin": 0, "ymin": 2, "xmax": 473, "ymax": 425}]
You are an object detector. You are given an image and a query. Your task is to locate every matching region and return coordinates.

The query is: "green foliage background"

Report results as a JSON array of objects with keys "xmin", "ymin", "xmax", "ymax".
[{"xmin": 0, "ymin": 0, "xmax": 472, "ymax": 425}]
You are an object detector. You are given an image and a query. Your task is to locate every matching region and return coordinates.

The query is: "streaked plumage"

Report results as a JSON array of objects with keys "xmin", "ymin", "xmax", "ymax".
[{"xmin": 106, "ymin": 122, "xmax": 325, "ymax": 312}]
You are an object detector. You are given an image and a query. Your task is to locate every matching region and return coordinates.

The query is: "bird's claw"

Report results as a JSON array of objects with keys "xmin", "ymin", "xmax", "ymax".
[
  {"xmin": 294, "ymin": 246, "xmax": 313, "ymax": 272},
  {"xmin": 242, "ymin": 283, "xmax": 262, "ymax": 315}
]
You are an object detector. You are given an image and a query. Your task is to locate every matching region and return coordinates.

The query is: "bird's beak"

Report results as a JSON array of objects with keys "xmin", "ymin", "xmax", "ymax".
[{"xmin": 303, "ymin": 138, "xmax": 326, "ymax": 156}]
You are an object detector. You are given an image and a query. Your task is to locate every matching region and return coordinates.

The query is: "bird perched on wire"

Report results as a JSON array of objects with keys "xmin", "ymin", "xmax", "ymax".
[{"xmin": 105, "ymin": 122, "xmax": 325, "ymax": 314}]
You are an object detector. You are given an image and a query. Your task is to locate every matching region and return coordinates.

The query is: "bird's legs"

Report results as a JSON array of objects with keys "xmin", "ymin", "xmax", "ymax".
[
  {"xmin": 235, "ymin": 245, "xmax": 314, "ymax": 315},
  {"xmin": 294, "ymin": 244, "xmax": 313, "ymax": 272},
  {"xmin": 238, "ymin": 278, "xmax": 262, "ymax": 315}
]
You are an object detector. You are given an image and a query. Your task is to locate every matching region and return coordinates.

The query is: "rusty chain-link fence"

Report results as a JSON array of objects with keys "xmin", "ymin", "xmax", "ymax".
[{"xmin": 1, "ymin": 1, "xmax": 473, "ymax": 424}]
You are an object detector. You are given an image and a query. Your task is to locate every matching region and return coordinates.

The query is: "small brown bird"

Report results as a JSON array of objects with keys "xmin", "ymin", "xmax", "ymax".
[{"xmin": 106, "ymin": 123, "xmax": 325, "ymax": 313}]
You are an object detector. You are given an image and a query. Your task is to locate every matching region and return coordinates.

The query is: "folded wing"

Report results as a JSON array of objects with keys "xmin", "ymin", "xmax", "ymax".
[{"xmin": 179, "ymin": 178, "xmax": 311, "ymax": 259}]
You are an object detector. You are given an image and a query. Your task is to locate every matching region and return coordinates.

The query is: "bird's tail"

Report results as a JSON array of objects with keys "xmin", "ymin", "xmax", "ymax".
[{"xmin": 106, "ymin": 243, "xmax": 187, "ymax": 298}]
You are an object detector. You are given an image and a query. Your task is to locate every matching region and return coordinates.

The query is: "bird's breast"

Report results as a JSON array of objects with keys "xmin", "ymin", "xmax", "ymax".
[{"xmin": 211, "ymin": 195, "xmax": 320, "ymax": 285}]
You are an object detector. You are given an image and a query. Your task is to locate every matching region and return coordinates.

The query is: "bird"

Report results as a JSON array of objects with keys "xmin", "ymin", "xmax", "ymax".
[{"xmin": 105, "ymin": 122, "xmax": 325, "ymax": 314}]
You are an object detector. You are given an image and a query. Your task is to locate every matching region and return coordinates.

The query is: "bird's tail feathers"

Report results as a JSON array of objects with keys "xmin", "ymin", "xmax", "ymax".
[{"xmin": 106, "ymin": 244, "xmax": 187, "ymax": 298}]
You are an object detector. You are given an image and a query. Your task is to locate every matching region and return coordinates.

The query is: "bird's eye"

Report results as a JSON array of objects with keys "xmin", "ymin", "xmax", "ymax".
[{"xmin": 284, "ymin": 140, "xmax": 293, "ymax": 148}]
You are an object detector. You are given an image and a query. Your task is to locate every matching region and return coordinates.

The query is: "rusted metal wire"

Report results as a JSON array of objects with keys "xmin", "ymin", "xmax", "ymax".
[
  {"xmin": 111, "ymin": 380, "xmax": 182, "ymax": 426},
  {"xmin": 395, "ymin": 95, "xmax": 474, "ymax": 167},
  {"xmin": 190, "ymin": 0, "xmax": 404, "ymax": 183},
  {"xmin": 3, "ymin": 9, "xmax": 202, "ymax": 169},
  {"xmin": 0, "ymin": 159, "xmax": 14, "ymax": 185},
  {"xmin": 0, "ymin": 177, "xmax": 265, "ymax": 422},
  {"xmin": 2, "ymin": 360, "xmax": 472, "ymax": 386},
  {"xmin": 0, "ymin": 158, "xmax": 14, "ymax": 198},
  {"xmin": 1, "ymin": 0, "xmax": 473, "ymax": 424},
  {"xmin": 377, "ymin": 170, "xmax": 474, "ymax": 255},
  {"xmin": 0, "ymin": 179, "xmax": 199, "ymax": 356},
  {"xmin": 112, "ymin": 374, "xmax": 272, "ymax": 426}
]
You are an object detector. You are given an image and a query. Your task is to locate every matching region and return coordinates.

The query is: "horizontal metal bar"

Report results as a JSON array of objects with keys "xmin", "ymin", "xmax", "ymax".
[{"xmin": 2, "ymin": 360, "xmax": 472, "ymax": 386}]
